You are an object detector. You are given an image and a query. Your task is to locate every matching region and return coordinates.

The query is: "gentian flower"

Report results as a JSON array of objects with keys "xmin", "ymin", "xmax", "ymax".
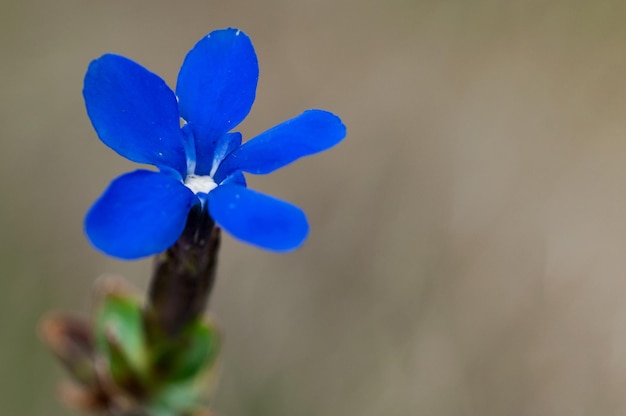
[{"xmin": 83, "ymin": 28, "xmax": 345, "ymax": 260}]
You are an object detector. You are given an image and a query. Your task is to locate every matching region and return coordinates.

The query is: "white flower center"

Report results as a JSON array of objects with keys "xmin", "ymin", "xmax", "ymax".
[{"xmin": 184, "ymin": 174, "xmax": 217, "ymax": 195}]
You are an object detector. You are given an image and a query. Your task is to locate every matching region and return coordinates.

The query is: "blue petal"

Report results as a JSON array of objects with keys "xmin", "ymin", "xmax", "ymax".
[
  {"xmin": 176, "ymin": 28, "xmax": 258, "ymax": 163},
  {"xmin": 208, "ymin": 185, "xmax": 308, "ymax": 252},
  {"xmin": 83, "ymin": 54, "xmax": 187, "ymax": 174},
  {"xmin": 85, "ymin": 170, "xmax": 197, "ymax": 259},
  {"xmin": 197, "ymin": 132, "xmax": 242, "ymax": 177},
  {"xmin": 216, "ymin": 110, "xmax": 346, "ymax": 177},
  {"xmin": 219, "ymin": 170, "xmax": 247, "ymax": 187}
]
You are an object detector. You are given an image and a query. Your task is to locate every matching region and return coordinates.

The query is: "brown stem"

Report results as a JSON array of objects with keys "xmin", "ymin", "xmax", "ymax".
[{"xmin": 143, "ymin": 205, "xmax": 221, "ymax": 341}]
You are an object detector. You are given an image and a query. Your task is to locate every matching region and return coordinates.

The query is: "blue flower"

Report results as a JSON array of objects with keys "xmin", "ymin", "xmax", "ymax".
[{"xmin": 83, "ymin": 28, "xmax": 346, "ymax": 260}]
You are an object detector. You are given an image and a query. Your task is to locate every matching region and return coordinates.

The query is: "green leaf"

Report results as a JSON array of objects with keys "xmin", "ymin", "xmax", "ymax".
[
  {"xmin": 144, "ymin": 318, "xmax": 221, "ymax": 414},
  {"xmin": 147, "ymin": 379, "xmax": 204, "ymax": 416},
  {"xmin": 94, "ymin": 293, "xmax": 148, "ymax": 383},
  {"xmin": 168, "ymin": 318, "xmax": 220, "ymax": 382}
]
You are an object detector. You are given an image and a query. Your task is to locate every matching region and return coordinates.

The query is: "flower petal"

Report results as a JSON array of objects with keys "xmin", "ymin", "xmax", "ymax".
[
  {"xmin": 197, "ymin": 132, "xmax": 242, "ymax": 177},
  {"xmin": 85, "ymin": 170, "xmax": 197, "ymax": 259},
  {"xmin": 176, "ymin": 28, "xmax": 258, "ymax": 162},
  {"xmin": 219, "ymin": 170, "xmax": 247, "ymax": 187},
  {"xmin": 83, "ymin": 54, "xmax": 187, "ymax": 174},
  {"xmin": 208, "ymin": 185, "xmax": 308, "ymax": 252},
  {"xmin": 216, "ymin": 110, "xmax": 346, "ymax": 177}
]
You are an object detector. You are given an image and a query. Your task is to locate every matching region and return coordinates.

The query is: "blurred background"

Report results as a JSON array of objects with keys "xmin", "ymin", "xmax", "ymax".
[{"xmin": 3, "ymin": 0, "xmax": 626, "ymax": 415}]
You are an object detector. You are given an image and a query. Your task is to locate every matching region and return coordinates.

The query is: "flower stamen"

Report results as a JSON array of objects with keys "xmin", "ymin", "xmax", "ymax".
[{"xmin": 184, "ymin": 175, "xmax": 217, "ymax": 195}]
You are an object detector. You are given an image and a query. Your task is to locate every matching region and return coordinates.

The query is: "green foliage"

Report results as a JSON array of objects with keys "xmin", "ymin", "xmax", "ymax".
[
  {"xmin": 92, "ymin": 290, "xmax": 221, "ymax": 414},
  {"xmin": 95, "ymin": 292, "xmax": 149, "ymax": 386},
  {"xmin": 167, "ymin": 319, "xmax": 220, "ymax": 382}
]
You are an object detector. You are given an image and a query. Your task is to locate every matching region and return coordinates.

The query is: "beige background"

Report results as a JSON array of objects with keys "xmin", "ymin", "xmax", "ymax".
[{"xmin": 3, "ymin": 1, "xmax": 626, "ymax": 415}]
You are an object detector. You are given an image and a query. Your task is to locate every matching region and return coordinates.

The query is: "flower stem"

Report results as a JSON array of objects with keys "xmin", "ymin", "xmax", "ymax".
[{"xmin": 144, "ymin": 205, "xmax": 221, "ymax": 341}]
